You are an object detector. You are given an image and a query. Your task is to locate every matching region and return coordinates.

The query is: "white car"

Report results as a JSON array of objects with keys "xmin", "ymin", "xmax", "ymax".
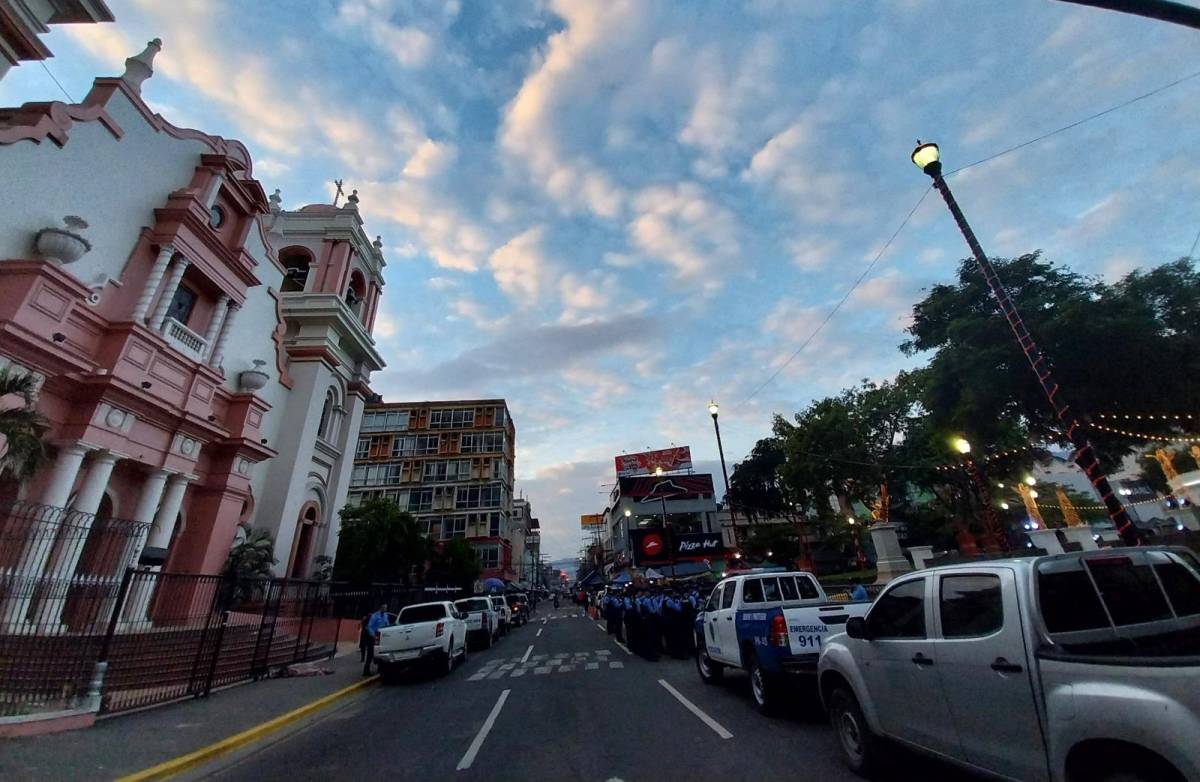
[
  {"xmin": 455, "ymin": 597, "xmax": 500, "ymax": 648},
  {"xmin": 489, "ymin": 596, "xmax": 512, "ymax": 635},
  {"xmin": 374, "ymin": 601, "xmax": 467, "ymax": 683}
]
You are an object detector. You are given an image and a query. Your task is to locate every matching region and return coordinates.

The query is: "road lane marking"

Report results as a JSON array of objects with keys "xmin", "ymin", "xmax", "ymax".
[
  {"xmin": 456, "ymin": 689, "xmax": 510, "ymax": 771},
  {"xmin": 658, "ymin": 679, "xmax": 733, "ymax": 740},
  {"xmin": 536, "ymin": 628, "xmax": 543, "ymax": 637},
  {"xmin": 521, "ymin": 645, "xmax": 534, "ymax": 663},
  {"xmin": 613, "ymin": 638, "xmax": 633, "ymax": 655},
  {"xmin": 586, "ymin": 662, "xmax": 599, "ymax": 670},
  {"xmin": 608, "ymin": 661, "xmax": 624, "ymax": 669}
]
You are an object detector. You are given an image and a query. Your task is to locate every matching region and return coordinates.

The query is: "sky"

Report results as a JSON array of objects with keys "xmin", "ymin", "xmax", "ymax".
[{"xmin": 4, "ymin": 0, "xmax": 1199, "ymax": 560}]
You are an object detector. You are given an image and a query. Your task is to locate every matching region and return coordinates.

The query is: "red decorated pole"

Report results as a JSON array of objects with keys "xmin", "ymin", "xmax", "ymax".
[{"xmin": 914, "ymin": 142, "xmax": 1140, "ymax": 546}]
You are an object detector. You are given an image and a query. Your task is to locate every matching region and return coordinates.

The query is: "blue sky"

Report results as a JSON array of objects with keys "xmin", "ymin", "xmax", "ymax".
[{"xmin": 4, "ymin": 0, "xmax": 1199, "ymax": 559}]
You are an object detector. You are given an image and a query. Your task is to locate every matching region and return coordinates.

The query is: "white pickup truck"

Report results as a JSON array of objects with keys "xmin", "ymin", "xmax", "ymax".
[
  {"xmin": 455, "ymin": 597, "xmax": 500, "ymax": 649},
  {"xmin": 818, "ymin": 547, "xmax": 1200, "ymax": 782},
  {"xmin": 374, "ymin": 601, "xmax": 468, "ymax": 683},
  {"xmin": 694, "ymin": 570, "xmax": 872, "ymax": 714}
]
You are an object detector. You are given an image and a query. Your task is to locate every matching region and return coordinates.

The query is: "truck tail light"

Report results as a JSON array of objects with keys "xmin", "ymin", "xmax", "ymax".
[
  {"xmin": 769, "ymin": 614, "xmax": 789, "ymax": 647},
  {"xmin": 435, "ymin": 621, "xmax": 445, "ymax": 637},
  {"xmin": 374, "ymin": 631, "xmax": 381, "ymax": 645}
]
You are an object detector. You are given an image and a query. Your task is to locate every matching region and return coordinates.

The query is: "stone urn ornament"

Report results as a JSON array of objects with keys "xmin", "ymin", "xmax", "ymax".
[
  {"xmin": 238, "ymin": 359, "xmax": 269, "ymax": 392},
  {"xmin": 35, "ymin": 216, "xmax": 92, "ymax": 265}
]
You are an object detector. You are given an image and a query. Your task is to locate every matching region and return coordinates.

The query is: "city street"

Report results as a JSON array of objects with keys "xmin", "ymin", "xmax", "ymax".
[{"xmin": 186, "ymin": 604, "xmax": 970, "ymax": 782}]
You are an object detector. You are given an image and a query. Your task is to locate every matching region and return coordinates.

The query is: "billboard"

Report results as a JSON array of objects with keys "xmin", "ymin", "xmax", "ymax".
[
  {"xmin": 629, "ymin": 529, "xmax": 724, "ymax": 566},
  {"xmin": 630, "ymin": 529, "xmax": 671, "ymax": 566},
  {"xmin": 580, "ymin": 514, "xmax": 604, "ymax": 528},
  {"xmin": 614, "ymin": 446, "xmax": 692, "ymax": 478},
  {"xmin": 619, "ymin": 474, "xmax": 714, "ymax": 501}
]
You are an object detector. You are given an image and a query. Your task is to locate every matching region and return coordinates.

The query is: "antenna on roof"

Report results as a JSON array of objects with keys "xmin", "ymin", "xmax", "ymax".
[{"xmin": 333, "ymin": 179, "xmax": 345, "ymax": 207}]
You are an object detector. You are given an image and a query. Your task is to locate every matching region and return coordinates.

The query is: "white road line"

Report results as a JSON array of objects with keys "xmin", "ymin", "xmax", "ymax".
[
  {"xmin": 456, "ymin": 689, "xmax": 510, "ymax": 771},
  {"xmin": 536, "ymin": 628, "xmax": 543, "ymax": 637},
  {"xmin": 521, "ymin": 644, "xmax": 534, "ymax": 663},
  {"xmin": 658, "ymin": 679, "xmax": 733, "ymax": 740},
  {"xmin": 613, "ymin": 638, "xmax": 633, "ymax": 655}
]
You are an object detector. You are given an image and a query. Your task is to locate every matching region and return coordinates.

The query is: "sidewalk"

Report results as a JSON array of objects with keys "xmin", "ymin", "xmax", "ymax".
[{"xmin": 0, "ymin": 647, "xmax": 372, "ymax": 782}]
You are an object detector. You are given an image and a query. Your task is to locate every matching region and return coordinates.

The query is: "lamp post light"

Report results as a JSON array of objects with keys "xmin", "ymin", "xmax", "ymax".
[
  {"xmin": 953, "ymin": 436, "xmax": 1006, "ymax": 553},
  {"xmin": 707, "ymin": 401, "xmax": 740, "ymax": 540},
  {"xmin": 913, "ymin": 141, "xmax": 1140, "ymax": 547}
]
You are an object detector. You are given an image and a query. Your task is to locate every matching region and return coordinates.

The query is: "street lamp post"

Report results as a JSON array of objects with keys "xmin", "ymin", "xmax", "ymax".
[
  {"xmin": 953, "ymin": 437, "xmax": 1007, "ymax": 552},
  {"xmin": 913, "ymin": 142, "xmax": 1140, "ymax": 547},
  {"xmin": 708, "ymin": 402, "xmax": 739, "ymax": 541}
]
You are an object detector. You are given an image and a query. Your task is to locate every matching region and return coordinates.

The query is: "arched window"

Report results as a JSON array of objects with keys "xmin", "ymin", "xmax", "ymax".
[
  {"xmin": 344, "ymin": 269, "xmax": 366, "ymax": 318},
  {"xmin": 280, "ymin": 247, "xmax": 314, "ymax": 293},
  {"xmin": 317, "ymin": 388, "xmax": 338, "ymax": 441}
]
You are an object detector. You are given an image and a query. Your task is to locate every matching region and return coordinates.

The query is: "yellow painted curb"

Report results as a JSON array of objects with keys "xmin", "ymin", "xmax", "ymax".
[{"xmin": 117, "ymin": 675, "xmax": 379, "ymax": 782}]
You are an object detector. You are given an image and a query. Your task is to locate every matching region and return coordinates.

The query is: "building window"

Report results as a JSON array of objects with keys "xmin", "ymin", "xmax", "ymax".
[
  {"xmin": 489, "ymin": 512, "xmax": 503, "ymax": 537},
  {"xmin": 423, "ymin": 459, "xmax": 471, "ymax": 482},
  {"xmin": 441, "ymin": 516, "xmax": 467, "ymax": 539},
  {"xmin": 494, "ymin": 407, "xmax": 506, "ymax": 427},
  {"xmin": 165, "ymin": 285, "xmax": 198, "ymax": 326},
  {"xmin": 361, "ymin": 411, "xmax": 410, "ymax": 432},
  {"xmin": 460, "ymin": 432, "xmax": 503, "ymax": 454},
  {"xmin": 430, "ymin": 409, "xmax": 475, "ymax": 429},
  {"xmin": 355, "ymin": 438, "xmax": 370, "ymax": 459},
  {"xmin": 475, "ymin": 544, "xmax": 500, "ymax": 570},
  {"xmin": 317, "ymin": 389, "xmax": 337, "ymax": 441},
  {"xmin": 351, "ymin": 463, "xmax": 403, "ymax": 487},
  {"xmin": 280, "ymin": 248, "xmax": 312, "ymax": 293},
  {"xmin": 490, "ymin": 459, "xmax": 507, "ymax": 482},
  {"xmin": 455, "ymin": 483, "xmax": 502, "ymax": 510},
  {"xmin": 391, "ymin": 434, "xmax": 440, "ymax": 457},
  {"xmin": 209, "ymin": 205, "xmax": 225, "ymax": 228},
  {"xmin": 407, "ymin": 488, "xmax": 434, "ymax": 513}
]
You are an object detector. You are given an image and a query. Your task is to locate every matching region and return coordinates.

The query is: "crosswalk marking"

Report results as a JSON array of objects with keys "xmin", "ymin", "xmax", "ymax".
[
  {"xmin": 467, "ymin": 650, "xmax": 627, "ymax": 682},
  {"xmin": 585, "ymin": 662, "xmax": 599, "ymax": 670}
]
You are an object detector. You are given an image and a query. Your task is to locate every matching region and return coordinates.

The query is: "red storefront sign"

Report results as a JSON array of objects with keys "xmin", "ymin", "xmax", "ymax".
[{"xmin": 614, "ymin": 446, "xmax": 693, "ymax": 478}]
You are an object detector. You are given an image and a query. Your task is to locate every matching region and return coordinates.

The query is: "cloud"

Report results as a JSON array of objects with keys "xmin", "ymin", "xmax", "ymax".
[
  {"xmin": 489, "ymin": 226, "xmax": 553, "ymax": 302},
  {"xmin": 404, "ymin": 139, "xmax": 458, "ymax": 178},
  {"xmin": 628, "ymin": 182, "xmax": 739, "ymax": 282},
  {"xmin": 426, "ymin": 276, "xmax": 460, "ymax": 291}
]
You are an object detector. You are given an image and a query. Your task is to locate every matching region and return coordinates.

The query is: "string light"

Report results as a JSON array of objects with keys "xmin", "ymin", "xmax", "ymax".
[
  {"xmin": 1095, "ymin": 413, "xmax": 1195, "ymax": 421},
  {"xmin": 1088, "ymin": 421, "xmax": 1200, "ymax": 443}
]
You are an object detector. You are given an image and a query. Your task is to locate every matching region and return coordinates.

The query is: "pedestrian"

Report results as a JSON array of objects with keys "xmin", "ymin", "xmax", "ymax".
[
  {"xmin": 358, "ymin": 613, "xmax": 371, "ymax": 662},
  {"xmin": 851, "ymin": 584, "xmax": 869, "ymax": 601},
  {"xmin": 363, "ymin": 602, "xmax": 390, "ymax": 677}
]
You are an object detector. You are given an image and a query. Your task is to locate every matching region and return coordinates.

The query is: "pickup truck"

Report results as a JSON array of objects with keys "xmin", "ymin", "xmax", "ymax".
[
  {"xmin": 455, "ymin": 597, "xmax": 500, "ymax": 648},
  {"xmin": 694, "ymin": 571, "xmax": 871, "ymax": 714},
  {"xmin": 818, "ymin": 547, "xmax": 1200, "ymax": 782},
  {"xmin": 489, "ymin": 595, "xmax": 512, "ymax": 635},
  {"xmin": 374, "ymin": 601, "xmax": 468, "ymax": 683}
]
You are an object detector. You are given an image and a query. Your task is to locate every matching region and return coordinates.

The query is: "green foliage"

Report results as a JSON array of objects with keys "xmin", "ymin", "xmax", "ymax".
[
  {"xmin": 225, "ymin": 526, "xmax": 277, "ymax": 579},
  {"xmin": 427, "ymin": 537, "xmax": 481, "ymax": 589},
  {"xmin": 0, "ymin": 369, "xmax": 49, "ymax": 483},
  {"xmin": 727, "ymin": 437, "xmax": 787, "ymax": 521},
  {"xmin": 741, "ymin": 523, "xmax": 801, "ymax": 565},
  {"xmin": 333, "ymin": 499, "xmax": 432, "ymax": 584}
]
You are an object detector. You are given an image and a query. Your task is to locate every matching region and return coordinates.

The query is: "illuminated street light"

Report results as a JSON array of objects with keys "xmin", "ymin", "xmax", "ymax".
[
  {"xmin": 1024, "ymin": 475, "xmax": 1037, "ymax": 486},
  {"xmin": 624, "ymin": 509, "xmax": 632, "ymax": 518},
  {"xmin": 953, "ymin": 437, "xmax": 971, "ymax": 455},
  {"xmin": 1000, "ymin": 501, "xmax": 1010, "ymax": 510}
]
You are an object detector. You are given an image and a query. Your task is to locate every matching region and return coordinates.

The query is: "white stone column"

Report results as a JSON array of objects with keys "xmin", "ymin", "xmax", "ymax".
[
  {"xmin": 1, "ymin": 444, "xmax": 91, "ymax": 625},
  {"xmin": 1061, "ymin": 526, "xmax": 1100, "ymax": 551},
  {"xmin": 1028, "ymin": 528, "xmax": 1065, "ymax": 555},
  {"xmin": 122, "ymin": 474, "xmax": 190, "ymax": 625},
  {"xmin": 209, "ymin": 303, "xmax": 239, "ymax": 370},
  {"xmin": 37, "ymin": 451, "xmax": 120, "ymax": 626},
  {"xmin": 132, "ymin": 245, "xmax": 174, "ymax": 323},
  {"xmin": 149, "ymin": 257, "xmax": 189, "ymax": 331},
  {"xmin": 908, "ymin": 545, "xmax": 936, "ymax": 570},
  {"xmin": 869, "ymin": 522, "xmax": 913, "ymax": 585},
  {"xmin": 201, "ymin": 294, "xmax": 230, "ymax": 362}
]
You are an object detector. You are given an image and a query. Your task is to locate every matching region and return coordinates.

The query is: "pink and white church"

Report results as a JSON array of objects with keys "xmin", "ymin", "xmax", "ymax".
[{"xmin": 0, "ymin": 39, "xmax": 387, "ymax": 597}]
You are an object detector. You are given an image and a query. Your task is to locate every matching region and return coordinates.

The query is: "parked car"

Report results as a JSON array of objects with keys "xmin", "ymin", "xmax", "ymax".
[
  {"xmin": 489, "ymin": 595, "xmax": 512, "ymax": 634},
  {"xmin": 455, "ymin": 597, "xmax": 500, "ymax": 648},
  {"xmin": 818, "ymin": 547, "xmax": 1200, "ymax": 782},
  {"xmin": 374, "ymin": 601, "xmax": 468, "ymax": 683},
  {"xmin": 694, "ymin": 571, "xmax": 872, "ymax": 714}
]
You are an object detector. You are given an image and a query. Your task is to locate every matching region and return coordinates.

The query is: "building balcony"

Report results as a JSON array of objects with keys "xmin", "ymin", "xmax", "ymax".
[{"xmin": 162, "ymin": 316, "xmax": 208, "ymax": 361}]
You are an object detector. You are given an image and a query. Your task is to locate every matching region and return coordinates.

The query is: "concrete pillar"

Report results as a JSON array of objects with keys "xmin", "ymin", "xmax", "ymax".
[
  {"xmin": 132, "ymin": 245, "xmax": 174, "ymax": 323},
  {"xmin": 146, "ymin": 474, "xmax": 190, "ymax": 551},
  {"xmin": 1, "ymin": 444, "xmax": 90, "ymax": 625},
  {"xmin": 201, "ymin": 294, "xmax": 230, "ymax": 363},
  {"xmin": 38, "ymin": 451, "xmax": 119, "ymax": 625},
  {"xmin": 150, "ymin": 257, "xmax": 189, "ymax": 331},
  {"xmin": 209, "ymin": 303, "xmax": 239, "ymax": 370},
  {"xmin": 1028, "ymin": 528, "xmax": 1065, "ymax": 555},
  {"xmin": 1061, "ymin": 526, "xmax": 1100, "ymax": 551},
  {"xmin": 123, "ymin": 469, "xmax": 169, "ymax": 565},
  {"xmin": 908, "ymin": 545, "xmax": 936, "ymax": 570},
  {"xmin": 869, "ymin": 523, "xmax": 913, "ymax": 584},
  {"xmin": 119, "ymin": 474, "xmax": 189, "ymax": 625}
]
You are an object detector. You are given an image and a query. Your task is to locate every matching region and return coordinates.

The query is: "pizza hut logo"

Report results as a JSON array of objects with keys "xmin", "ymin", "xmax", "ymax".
[{"xmin": 640, "ymin": 533, "xmax": 664, "ymax": 557}]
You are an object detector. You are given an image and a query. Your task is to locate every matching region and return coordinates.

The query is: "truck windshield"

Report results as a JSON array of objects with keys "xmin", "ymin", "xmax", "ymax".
[{"xmin": 399, "ymin": 604, "xmax": 447, "ymax": 624}]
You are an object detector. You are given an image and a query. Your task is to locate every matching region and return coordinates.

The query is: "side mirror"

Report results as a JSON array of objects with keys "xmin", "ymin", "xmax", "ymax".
[{"xmin": 846, "ymin": 616, "xmax": 870, "ymax": 641}]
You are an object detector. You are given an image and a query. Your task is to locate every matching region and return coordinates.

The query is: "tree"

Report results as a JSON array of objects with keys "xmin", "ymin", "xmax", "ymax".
[
  {"xmin": 426, "ymin": 538, "xmax": 481, "ymax": 590},
  {"xmin": 333, "ymin": 499, "xmax": 432, "ymax": 584},
  {"xmin": 904, "ymin": 253, "xmax": 1200, "ymax": 472},
  {"xmin": 727, "ymin": 437, "xmax": 787, "ymax": 522},
  {"xmin": 225, "ymin": 526, "xmax": 277, "ymax": 579},
  {"xmin": 0, "ymin": 368, "xmax": 49, "ymax": 483},
  {"xmin": 740, "ymin": 524, "xmax": 800, "ymax": 565}
]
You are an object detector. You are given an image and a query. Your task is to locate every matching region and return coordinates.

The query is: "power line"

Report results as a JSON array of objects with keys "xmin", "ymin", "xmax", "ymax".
[
  {"xmin": 737, "ymin": 187, "xmax": 931, "ymax": 408},
  {"xmin": 944, "ymin": 66, "xmax": 1200, "ymax": 177},
  {"xmin": 39, "ymin": 62, "xmax": 74, "ymax": 103}
]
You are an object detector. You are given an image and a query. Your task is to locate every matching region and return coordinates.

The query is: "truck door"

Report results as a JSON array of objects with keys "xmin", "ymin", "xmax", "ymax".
[
  {"xmin": 703, "ymin": 583, "xmax": 732, "ymax": 663},
  {"xmin": 934, "ymin": 570, "xmax": 1049, "ymax": 782},
  {"xmin": 716, "ymin": 578, "xmax": 740, "ymax": 665},
  {"xmin": 858, "ymin": 576, "xmax": 960, "ymax": 757}
]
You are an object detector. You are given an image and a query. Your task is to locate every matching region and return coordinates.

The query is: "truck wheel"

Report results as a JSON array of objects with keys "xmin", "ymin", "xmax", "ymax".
[
  {"xmin": 828, "ymin": 686, "xmax": 881, "ymax": 777},
  {"xmin": 747, "ymin": 653, "xmax": 780, "ymax": 716},
  {"xmin": 485, "ymin": 628, "xmax": 493, "ymax": 648},
  {"xmin": 696, "ymin": 644, "xmax": 724, "ymax": 684},
  {"xmin": 440, "ymin": 644, "xmax": 455, "ymax": 677}
]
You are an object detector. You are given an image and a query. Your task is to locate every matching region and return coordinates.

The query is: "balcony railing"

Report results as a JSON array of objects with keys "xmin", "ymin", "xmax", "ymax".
[{"xmin": 162, "ymin": 317, "xmax": 209, "ymax": 361}]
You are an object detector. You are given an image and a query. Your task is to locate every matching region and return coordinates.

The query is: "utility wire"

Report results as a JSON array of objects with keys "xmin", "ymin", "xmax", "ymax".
[
  {"xmin": 737, "ymin": 187, "xmax": 931, "ymax": 408},
  {"xmin": 944, "ymin": 66, "xmax": 1200, "ymax": 177},
  {"xmin": 40, "ymin": 62, "xmax": 75, "ymax": 103}
]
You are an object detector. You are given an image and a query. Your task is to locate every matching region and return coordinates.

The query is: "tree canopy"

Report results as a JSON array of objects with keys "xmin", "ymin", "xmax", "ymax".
[{"xmin": 333, "ymin": 499, "xmax": 432, "ymax": 584}]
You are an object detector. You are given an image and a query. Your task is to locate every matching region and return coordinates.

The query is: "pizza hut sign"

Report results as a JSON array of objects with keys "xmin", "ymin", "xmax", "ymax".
[{"xmin": 673, "ymin": 532, "xmax": 724, "ymax": 560}]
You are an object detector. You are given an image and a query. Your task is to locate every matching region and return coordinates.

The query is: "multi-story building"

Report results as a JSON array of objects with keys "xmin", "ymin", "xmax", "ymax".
[
  {"xmin": 510, "ymin": 497, "xmax": 531, "ymax": 585},
  {"xmin": 348, "ymin": 399, "xmax": 516, "ymax": 581},
  {"xmin": 0, "ymin": 0, "xmax": 114, "ymax": 82},
  {"xmin": 0, "ymin": 38, "xmax": 385, "ymax": 595}
]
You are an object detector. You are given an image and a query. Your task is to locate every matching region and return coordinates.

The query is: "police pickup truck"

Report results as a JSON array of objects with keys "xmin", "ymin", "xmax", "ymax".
[{"xmin": 695, "ymin": 571, "xmax": 871, "ymax": 714}]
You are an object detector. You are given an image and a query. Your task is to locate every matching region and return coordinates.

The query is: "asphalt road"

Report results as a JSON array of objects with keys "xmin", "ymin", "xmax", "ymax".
[{"xmin": 189, "ymin": 604, "xmax": 976, "ymax": 782}]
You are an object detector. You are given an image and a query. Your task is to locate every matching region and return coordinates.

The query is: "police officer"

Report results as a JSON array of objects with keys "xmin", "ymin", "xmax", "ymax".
[
  {"xmin": 623, "ymin": 589, "xmax": 640, "ymax": 654},
  {"xmin": 641, "ymin": 590, "xmax": 661, "ymax": 661}
]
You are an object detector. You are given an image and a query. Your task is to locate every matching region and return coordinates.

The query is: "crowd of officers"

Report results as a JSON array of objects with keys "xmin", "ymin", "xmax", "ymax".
[{"xmin": 600, "ymin": 586, "xmax": 707, "ymax": 661}]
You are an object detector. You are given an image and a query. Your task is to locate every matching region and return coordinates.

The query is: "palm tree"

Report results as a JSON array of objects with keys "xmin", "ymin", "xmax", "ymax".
[
  {"xmin": 225, "ymin": 526, "xmax": 277, "ymax": 579},
  {"xmin": 0, "ymin": 368, "xmax": 48, "ymax": 483}
]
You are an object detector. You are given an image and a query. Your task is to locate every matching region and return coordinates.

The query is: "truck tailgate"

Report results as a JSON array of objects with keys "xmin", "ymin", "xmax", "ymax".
[
  {"xmin": 783, "ymin": 602, "xmax": 871, "ymax": 655},
  {"xmin": 378, "ymin": 621, "xmax": 440, "ymax": 655}
]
